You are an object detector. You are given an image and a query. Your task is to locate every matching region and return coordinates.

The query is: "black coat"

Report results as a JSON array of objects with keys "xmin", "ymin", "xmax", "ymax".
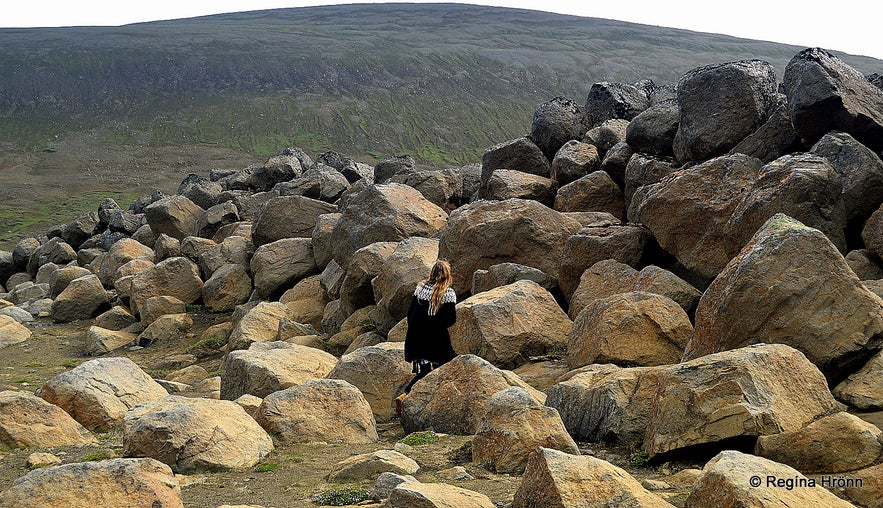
[{"xmin": 404, "ymin": 286, "xmax": 457, "ymax": 364}]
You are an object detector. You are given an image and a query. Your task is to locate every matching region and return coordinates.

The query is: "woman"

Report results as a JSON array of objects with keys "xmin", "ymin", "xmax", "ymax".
[{"xmin": 395, "ymin": 259, "xmax": 458, "ymax": 415}]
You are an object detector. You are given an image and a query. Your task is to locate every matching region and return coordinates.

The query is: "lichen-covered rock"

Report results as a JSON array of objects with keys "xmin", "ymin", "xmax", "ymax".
[{"xmin": 0, "ymin": 390, "xmax": 96, "ymax": 449}]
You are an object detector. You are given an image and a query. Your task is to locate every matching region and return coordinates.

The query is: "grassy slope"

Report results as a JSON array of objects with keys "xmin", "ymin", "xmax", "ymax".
[{"xmin": 2, "ymin": 3, "xmax": 880, "ymax": 164}]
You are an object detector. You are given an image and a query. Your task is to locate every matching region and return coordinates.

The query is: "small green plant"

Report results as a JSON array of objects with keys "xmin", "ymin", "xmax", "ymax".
[
  {"xmin": 311, "ymin": 486, "xmax": 372, "ymax": 506},
  {"xmin": 184, "ymin": 304, "xmax": 202, "ymax": 313},
  {"xmin": 629, "ymin": 451, "xmax": 650, "ymax": 467},
  {"xmin": 24, "ymin": 362, "xmax": 46, "ymax": 367},
  {"xmin": 82, "ymin": 449, "xmax": 116, "ymax": 461},
  {"xmin": 60, "ymin": 359, "xmax": 82, "ymax": 369},
  {"xmin": 255, "ymin": 462, "xmax": 280, "ymax": 473},
  {"xmin": 358, "ymin": 320, "xmax": 377, "ymax": 333},
  {"xmin": 185, "ymin": 335, "xmax": 228, "ymax": 357},
  {"xmin": 12, "ymin": 378, "xmax": 34, "ymax": 384},
  {"xmin": 399, "ymin": 430, "xmax": 439, "ymax": 446}
]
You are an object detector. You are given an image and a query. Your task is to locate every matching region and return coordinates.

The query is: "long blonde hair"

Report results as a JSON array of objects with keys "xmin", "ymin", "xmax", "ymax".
[{"xmin": 423, "ymin": 259, "xmax": 453, "ymax": 315}]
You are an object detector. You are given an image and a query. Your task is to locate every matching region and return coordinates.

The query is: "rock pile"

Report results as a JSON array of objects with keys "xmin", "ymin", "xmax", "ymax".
[{"xmin": 1, "ymin": 46, "xmax": 883, "ymax": 506}]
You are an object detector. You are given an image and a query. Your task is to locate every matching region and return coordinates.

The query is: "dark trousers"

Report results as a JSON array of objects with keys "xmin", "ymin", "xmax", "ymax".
[{"xmin": 403, "ymin": 361, "xmax": 439, "ymax": 394}]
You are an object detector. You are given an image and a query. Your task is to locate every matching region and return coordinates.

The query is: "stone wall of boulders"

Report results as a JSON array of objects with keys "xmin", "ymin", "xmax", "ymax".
[{"xmin": 2, "ymin": 46, "xmax": 883, "ymax": 506}]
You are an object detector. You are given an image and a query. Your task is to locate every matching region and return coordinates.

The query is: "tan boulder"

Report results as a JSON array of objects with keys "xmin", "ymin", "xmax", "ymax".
[
  {"xmin": 755, "ymin": 412, "xmax": 883, "ymax": 473},
  {"xmin": 558, "ymin": 224, "xmax": 651, "ymax": 300},
  {"xmin": 0, "ymin": 314, "xmax": 30, "ymax": 348},
  {"xmin": 129, "ymin": 256, "xmax": 203, "ymax": 315},
  {"xmin": 94, "ymin": 305, "xmax": 137, "ymax": 331},
  {"xmin": 438, "ymin": 198, "xmax": 582, "ymax": 294},
  {"xmin": 310, "ymin": 212, "xmax": 340, "ymax": 269},
  {"xmin": 197, "ymin": 235, "xmax": 254, "ymax": 279},
  {"xmin": 330, "ymin": 183, "xmax": 448, "ymax": 268},
  {"xmin": 339, "ymin": 241, "xmax": 396, "ymax": 315},
  {"xmin": 326, "ymin": 305, "xmax": 377, "ymax": 353},
  {"xmin": 97, "ymin": 238, "xmax": 154, "ymax": 286},
  {"xmin": 512, "ymin": 360, "xmax": 572, "ymax": 392},
  {"xmin": 550, "ymin": 140, "xmax": 601, "ymax": 185},
  {"xmin": 123, "ymin": 395, "xmax": 272, "ymax": 472},
  {"xmin": 386, "ymin": 482, "xmax": 496, "ymax": 508},
  {"xmin": 26, "ymin": 452, "xmax": 62, "ymax": 469},
  {"xmin": 254, "ymin": 378, "xmax": 378, "ymax": 444},
  {"xmin": 473, "ymin": 387, "xmax": 578, "ymax": 474},
  {"xmin": 450, "ymin": 280, "xmax": 572, "ymax": 369},
  {"xmin": 38, "ymin": 357, "xmax": 169, "ymax": 431},
  {"xmin": 220, "ymin": 342, "xmax": 338, "ymax": 400},
  {"xmin": 250, "ymin": 237, "xmax": 317, "ymax": 300},
  {"xmin": 85, "ymin": 326, "xmax": 137, "ymax": 356},
  {"xmin": 513, "ymin": 447, "xmax": 674, "ymax": 508},
  {"xmin": 47, "ymin": 265, "xmax": 91, "ymax": 298},
  {"xmin": 139, "ymin": 295, "xmax": 186, "ymax": 327},
  {"xmin": 484, "ymin": 169, "xmax": 557, "ymax": 207},
  {"xmin": 401, "ymin": 354, "xmax": 545, "ymax": 435},
  {"xmin": 839, "ymin": 463, "xmax": 883, "ymax": 508},
  {"xmin": 684, "ymin": 450, "xmax": 855, "ymax": 508},
  {"xmin": 251, "ymin": 195, "xmax": 337, "ymax": 246},
  {"xmin": 165, "ymin": 365, "xmax": 209, "ymax": 386},
  {"xmin": 226, "ymin": 301, "xmax": 295, "ymax": 351},
  {"xmin": 834, "ymin": 349, "xmax": 883, "ymax": 410},
  {"xmin": 144, "ymin": 194, "xmax": 204, "ymax": 240},
  {"xmin": 326, "ymin": 449, "xmax": 419, "ymax": 482},
  {"xmin": 202, "ymin": 263, "xmax": 252, "ymax": 312},
  {"xmin": 687, "ymin": 214, "xmax": 883, "ymax": 381},
  {"xmin": 0, "ymin": 390, "xmax": 96, "ymax": 448},
  {"xmin": 51, "ymin": 274, "xmax": 109, "ymax": 323},
  {"xmin": 279, "ymin": 274, "xmax": 329, "ymax": 329},
  {"xmin": 370, "ymin": 237, "xmax": 439, "ymax": 332},
  {"xmin": 0, "ymin": 458, "xmax": 182, "ymax": 508},
  {"xmin": 326, "ymin": 342, "xmax": 413, "ymax": 420},
  {"xmin": 554, "ymin": 170, "xmax": 625, "ymax": 220},
  {"xmin": 568, "ymin": 291, "xmax": 692, "ymax": 369},
  {"xmin": 644, "ymin": 344, "xmax": 843, "ymax": 458},
  {"xmin": 136, "ymin": 313, "xmax": 193, "ymax": 346}
]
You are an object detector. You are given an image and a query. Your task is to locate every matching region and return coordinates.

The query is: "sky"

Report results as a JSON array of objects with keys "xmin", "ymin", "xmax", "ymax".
[{"xmin": 3, "ymin": 1, "xmax": 882, "ymax": 61}]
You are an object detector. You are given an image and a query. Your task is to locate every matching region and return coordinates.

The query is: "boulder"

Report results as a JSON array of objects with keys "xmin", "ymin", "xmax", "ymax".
[
  {"xmin": 326, "ymin": 449, "xmax": 419, "ymax": 482},
  {"xmin": 220, "ymin": 341, "xmax": 338, "ymax": 399},
  {"xmin": 558, "ymin": 224, "xmax": 651, "ymax": 300},
  {"xmin": 568, "ymin": 291, "xmax": 693, "ymax": 368},
  {"xmin": 177, "ymin": 173, "xmax": 223, "ymax": 210},
  {"xmin": 339, "ymin": 241, "xmax": 396, "ymax": 315},
  {"xmin": 108, "ymin": 210, "xmax": 143, "ymax": 235},
  {"xmin": 728, "ymin": 96, "xmax": 804, "ymax": 164},
  {"xmin": 388, "ymin": 169, "xmax": 463, "ymax": 213},
  {"xmin": 326, "ymin": 342, "xmax": 413, "ymax": 420},
  {"xmin": 583, "ymin": 81, "xmax": 650, "ymax": 127},
  {"xmin": 683, "ymin": 450, "xmax": 855, "ymax": 508},
  {"xmin": 254, "ymin": 378, "xmax": 378, "ymax": 444},
  {"xmin": 0, "ymin": 458, "xmax": 182, "ymax": 508},
  {"xmin": 8, "ymin": 281, "xmax": 50, "ymax": 306},
  {"xmin": 846, "ymin": 250, "xmax": 883, "ymax": 280},
  {"xmin": 62, "ymin": 211, "xmax": 99, "ymax": 250},
  {"xmin": 471, "ymin": 262, "xmax": 559, "ymax": 297},
  {"xmin": 673, "ymin": 60, "xmax": 778, "ymax": 163},
  {"xmin": 136, "ymin": 313, "xmax": 193, "ymax": 346},
  {"xmin": 310, "ymin": 212, "xmax": 340, "ymax": 270},
  {"xmin": 144, "ymin": 195, "xmax": 204, "ymax": 240},
  {"xmin": 198, "ymin": 235, "xmax": 254, "ymax": 278},
  {"xmin": 51, "ymin": 274, "xmax": 109, "ymax": 323},
  {"xmin": 529, "ymin": 96, "xmax": 587, "ymax": 161},
  {"xmin": 550, "ymin": 140, "xmax": 600, "ymax": 186},
  {"xmin": 784, "ymin": 47, "xmax": 883, "ymax": 152},
  {"xmin": 330, "ymin": 183, "xmax": 447, "ymax": 268},
  {"xmin": 623, "ymin": 153, "xmax": 680, "ymax": 211},
  {"xmin": 838, "ymin": 463, "xmax": 883, "ymax": 508},
  {"xmin": 861, "ymin": 203, "xmax": 883, "ymax": 261},
  {"xmin": 554, "ymin": 170, "xmax": 624, "ymax": 219},
  {"xmin": 250, "ymin": 238, "xmax": 317, "ymax": 300},
  {"xmin": 123, "ymin": 395, "xmax": 273, "ymax": 472},
  {"xmin": 374, "ymin": 154, "xmax": 416, "ymax": 184},
  {"xmin": 644, "ymin": 344, "xmax": 842, "ymax": 458},
  {"xmin": 153, "ymin": 233, "xmax": 181, "ymax": 262},
  {"xmin": 450, "ymin": 280, "xmax": 571, "ymax": 369},
  {"xmin": 484, "ymin": 169, "xmax": 557, "ymax": 207},
  {"xmin": 226, "ymin": 301, "xmax": 294, "ymax": 351},
  {"xmin": 400, "ymin": 354, "xmax": 545, "ymax": 435},
  {"xmin": 634, "ymin": 153, "xmax": 761, "ymax": 281},
  {"xmin": 370, "ymin": 237, "xmax": 438, "ymax": 333},
  {"xmin": 833, "ymin": 349, "xmax": 883, "ymax": 410},
  {"xmin": 279, "ymin": 275, "xmax": 328, "ymax": 330},
  {"xmin": 12, "ymin": 237, "xmax": 41, "ymax": 269},
  {"xmin": 688, "ymin": 214, "xmax": 883, "ymax": 382},
  {"xmin": 277, "ymin": 163, "xmax": 350, "ymax": 203},
  {"xmin": 202, "ymin": 263, "xmax": 252, "ymax": 312},
  {"xmin": 129, "ymin": 257, "xmax": 203, "ymax": 315},
  {"xmin": 0, "ymin": 314, "xmax": 31, "ymax": 348},
  {"xmin": 386, "ymin": 482, "xmax": 497, "ymax": 508},
  {"xmin": 755, "ymin": 412, "xmax": 882, "ymax": 473},
  {"xmin": 319, "ymin": 259, "xmax": 345, "ymax": 300},
  {"xmin": 139, "ymin": 295, "xmax": 186, "ymax": 327},
  {"xmin": 251, "ymin": 195, "xmax": 337, "ymax": 247},
  {"xmin": 438, "ymin": 198, "xmax": 582, "ymax": 294},
  {"xmin": 38, "ymin": 357, "xmax": 169, "ymax": 431},
  {"xmin": 513, "ymin": 447, "xmax": 674, "ymax": 508},
  {"xmin": 196, "ymin": 201, "xmax": 239, "ymax": 239},
  {"xmin": 473, "ymin": 387, "xmax": 578, "ymax": 474},
  {"xmin": 0, "ymin": 390, "xmax": 96, "ymax": 448},
  {"xmin": 626, "ymin": 98, "xmax": 679, "ymax": 157},
  {"xmin": 85, "ymin": 326, "xmax": 138, "ymax": 356},
  {"xmin": 26, "ymin": 237, "xmax": 76, "ymax": 276},
  {"xmin": 48, "ymin": 265, "xmax": 91, "ymax": 298},
  {"xmin": 480, "ymin": 137, "xmax": 551, "ymax": 189},
  {"xmin": 94, "ymin": 306, "xmax": 137, "ymax": 331}
]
